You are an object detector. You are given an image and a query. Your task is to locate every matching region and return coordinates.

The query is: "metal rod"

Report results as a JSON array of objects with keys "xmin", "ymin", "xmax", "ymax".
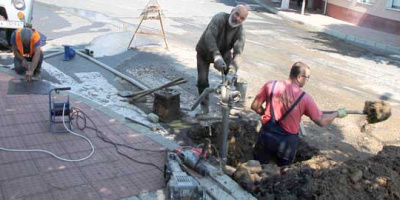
[
  {"xmin": 220, "ymin": 102, "xmax": 230, "ymax": 165},
  {"xmin": 322, "ymin": 110, "xmax": 364, "ymax": 115},
  {"xmin": 75, "ymin": 50, "xmax": 149, "ymax": 91},
  {"xmin": 43, "ymin": 51, "xmax": 64, "ymax": 59}
]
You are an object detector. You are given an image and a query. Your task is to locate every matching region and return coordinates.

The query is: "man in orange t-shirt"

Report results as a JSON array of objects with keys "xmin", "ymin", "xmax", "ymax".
[{"xmin": 251, "ymin": 61, "xmax": 347, "ymax": 167}]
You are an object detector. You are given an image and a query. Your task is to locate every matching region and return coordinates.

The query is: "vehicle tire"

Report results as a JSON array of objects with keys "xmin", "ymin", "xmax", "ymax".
[{"xmin": 0, "ymin": 14, "xmax": 12, "ymax": 49}]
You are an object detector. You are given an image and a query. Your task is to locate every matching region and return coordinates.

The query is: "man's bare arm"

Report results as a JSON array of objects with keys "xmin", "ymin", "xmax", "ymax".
[
  {"xmin": 251, "ymin": 97, "xmax": 265, "ymax": 115},
  {"xmin": 30, "ymin": 47, "xmax": 41, "ymax": 73},
  {"xmin": 312, "ymin": 112, "xmax": 338, "ymax": 127},
  {"xmin": 12, "ymin": 46, "xmax": 28, "ymax": 69}
]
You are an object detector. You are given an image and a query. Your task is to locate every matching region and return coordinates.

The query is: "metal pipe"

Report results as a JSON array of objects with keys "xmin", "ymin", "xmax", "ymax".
[
  {"xmin": 43, "ymin": 51, "xmax": 64, "ymax": 59},
  {"xmin": 75, "ymin": 50, "xmax": 149, "ymax": 91},
  {"xmin": 220, "ymin": 102, "xmax": 230, "ymax": 165},
  {"xmin": 324, "ymin": 0, "xmax": 328, "ymax": 15},
  {"xmin": 301, "ymin": 0, "xmax": 306, "ymax": 15},
  {"xmin": 181, "ymin": 87, "xmax": 216, "ymax": 111}
]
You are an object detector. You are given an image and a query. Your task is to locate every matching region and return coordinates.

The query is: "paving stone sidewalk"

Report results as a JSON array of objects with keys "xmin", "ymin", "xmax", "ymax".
[
  {"xmin": 0, "ymin": 70, "xmax": 167, "ymax": 200},
  {"xmin": 253, "ymin": 0, "xmax": 400, "ymax": 55}
]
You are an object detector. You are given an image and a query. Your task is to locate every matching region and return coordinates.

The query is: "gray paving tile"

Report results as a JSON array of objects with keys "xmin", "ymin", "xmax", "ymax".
[
  {"xmin": 5, "ymin": 96, "xmax": 30, "ymax": 106},
  {"xmin": 120, "ymin": 134, "xmax": 152, "ymax": 145},
  {"xmin": 2, "ymin": 175, "xmax": 49, "ymax": 199},
  {"xmin": 69, "ymin": 150, "xmax": 109, "ymax": 167},
  {"xmin": 34, "ymin": 155, "xmax": 77, "ymax": 173},
  {"xmin": 14, "ymin": 113, "xmax": 46, "ymax": 124},
  {"xmin": 0, "ymin": 150, "xmax": 31, "ymax": 164},
  {"xmin": 100, "ymin": 147, "xmax": 127, "ymax": 162},
  {"xmin": 0, "ymin": 135, "xmax": 26, "ymax": 148},
  {"xmin": 42, "ymin": 168, "xmax": 88, "ymax": 189},
  {"xmin": 54, "ymin": 131, "xmax": 85, "ymax": 142},
  {"xmin": 22, "ymin": 133, "xmax": 58, "ymax": 146},
  {"xmin": 81, "ymin": 162, "xmax": 123, "ymax": 182},
  {"xmin": 14, "ymin": 192, "xmax": 54, "ymax": 200},
  {"xmin": 0, "ymin": 125, "xmax": 20, "ymax": 138},
  {"xmin": 89, "ymin": 136, "xmax": 115, "ymax": 149},
  {"xmin": 113, "ymin": 158, "xmax": 157, "ymax": 176},
  {"xmin": 28, "ymin": 143, "xmax": 67, "ymax": 159},
  {"xmin": 52, "ymin": 184, "xmax": 100, "ymax": 200},
  {"xmin": 10, "ymin": 104, "xmax": 38, "ymax": 114},
  {"xmin": 89, "ymin": 116, "xmax": 121, "ymax": 127},
  {"xmin": 0, "ymin": 160, "xmax": 39, "ymax": 181},
  {"xmin": 61, "ymin": 139, "xmax": 95, "ymax": 154},
  {"xmin": 30, "ymin": 95, "xmax": 48, "ymax": 104},
  {"xmin": 92, "ymin": 176, "xmax": 141, "ymax": 200},
  {"xmin": 108, "ymin": 124, "xmax": 132, "ymax": 134},
  {"xmin": 0, "ymin": 115, "xmax": 15, "ymax": 126},
  {"xmin": 17, "ymin": 122, "xmax": 48, "ymax": 135},
  {"xmin": 128, "ymin": 169, "xmax": 165, "ymax": 193}
]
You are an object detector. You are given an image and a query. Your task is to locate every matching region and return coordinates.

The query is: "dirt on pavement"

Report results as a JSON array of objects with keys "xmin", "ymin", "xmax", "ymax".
[
  {"xmin": 257, "ymin": 145, "xmax": 400, "ymax": 200},
  {"xmin": 172, "ymin": 114, "xmax": 400, "ymax": 200}
]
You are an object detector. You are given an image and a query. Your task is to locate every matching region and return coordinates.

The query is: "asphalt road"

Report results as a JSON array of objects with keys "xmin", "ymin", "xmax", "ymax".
[{"xmin": 1, "ymin": 0, "xmax": 399, "ymax": 161}]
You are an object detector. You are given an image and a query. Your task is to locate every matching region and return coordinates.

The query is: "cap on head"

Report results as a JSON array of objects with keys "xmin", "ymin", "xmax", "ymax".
[{"xmin": 20, "ymin": 28, "xmax": 33, "ymax": 47}]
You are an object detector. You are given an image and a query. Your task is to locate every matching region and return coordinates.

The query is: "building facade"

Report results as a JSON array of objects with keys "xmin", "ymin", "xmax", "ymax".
[{"xmin": 326, "ymin": 0, "xmax": 400, "ymax": 35}]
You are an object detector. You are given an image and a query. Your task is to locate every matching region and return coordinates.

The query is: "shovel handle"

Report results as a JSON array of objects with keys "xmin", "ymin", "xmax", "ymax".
[{"xmin": 322, "ymin": 110, "xmax": 365, "ymax": 115}]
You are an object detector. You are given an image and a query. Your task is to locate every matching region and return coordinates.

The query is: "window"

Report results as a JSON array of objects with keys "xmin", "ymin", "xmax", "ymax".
[
  {"xmin": 387, "ymin": 0, "xmax": 400, "ymax": 9},
  {"xmin": 393, "ymin": 0, "xmax": 400, "ymax": 8}
]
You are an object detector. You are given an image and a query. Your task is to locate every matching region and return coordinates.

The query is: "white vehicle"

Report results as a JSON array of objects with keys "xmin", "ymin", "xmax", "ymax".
[{"xmin": 0, "ymin": 0, "xmax": 34, "ymax": 46}]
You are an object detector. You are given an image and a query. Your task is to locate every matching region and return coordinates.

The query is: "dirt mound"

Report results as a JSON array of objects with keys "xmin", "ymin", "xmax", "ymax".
[{"xmin": 256, "ymin": 146, "xmax": 400, "ymax": 200}]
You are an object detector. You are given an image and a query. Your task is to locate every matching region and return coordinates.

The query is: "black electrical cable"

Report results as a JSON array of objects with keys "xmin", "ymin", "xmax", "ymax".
[{"xmin": 71, "ymin": 107, "xmax": 165, "ymax": 172}]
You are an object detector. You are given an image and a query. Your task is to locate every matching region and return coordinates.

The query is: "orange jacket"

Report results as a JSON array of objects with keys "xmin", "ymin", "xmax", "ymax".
[{"xmin": 15, "ymin": 28, "xmax": 41, "ymax": 57}]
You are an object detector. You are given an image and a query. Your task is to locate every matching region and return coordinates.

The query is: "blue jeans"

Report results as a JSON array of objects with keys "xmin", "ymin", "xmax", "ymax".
[{"xmin": 253, "ymin": 129, "xmax": 299, "ymax": 167}]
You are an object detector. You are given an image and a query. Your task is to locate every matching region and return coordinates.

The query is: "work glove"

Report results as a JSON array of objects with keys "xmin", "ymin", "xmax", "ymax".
[
  {"xmin": 225, "ymin": 73, "xmax": 238, "ymax": 85},
  {"xmin": 214, "ymin": 55, "xmax": 226, "ymax": 72},
  {"xmin": 337, "ymin": 108, "xmax": 347, "ymax": 118}
]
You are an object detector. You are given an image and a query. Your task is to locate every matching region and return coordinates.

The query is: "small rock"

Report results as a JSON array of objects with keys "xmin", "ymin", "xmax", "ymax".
[
  {"xmin": 223, "ymin": 165, "xmax": 236, "ymax": 177},
  {"xmin": 375, "ymin": 177, "xmax": 387, "ymax": 186},
  {"xmin": 237, "ymin": 160, "xmax": 262, "ymax": 174},
  {"xmin": 393, "ymin": 192, "xmax": 400, "ymax": 199},
  {"xmin": 350, "ymin": 170, "xmax": 363, "ymax": 183},
  {"xmin": 320, "ymin": 161, "xmax": 331, "ymax": 169},
  {"xmin": 313, "ymin": 171, "xmax": 323, "ymax": 178},
  {"xmin": 261, "ymin": 163, "xmax": 280, "ymax": 176},
  {"xmin": 309, "ymin": 163, "xmax": 321, "ymax": 170},
  {"xmin": 251, "ymin": 173, "xmax": 262, "ymax": 184},
  {"xmin": 353, "ymin": 183, "xmax": 362, "ymax": 190}
]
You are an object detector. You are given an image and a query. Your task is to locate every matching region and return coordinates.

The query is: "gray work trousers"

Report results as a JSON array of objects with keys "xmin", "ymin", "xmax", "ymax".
[
  {"xmin": 196, "ymin": 51, "xmax": 232, "ymax": 94},
  {"xmin": 14, "ymin": 51, "xmax": 44, "ymax": 75}
]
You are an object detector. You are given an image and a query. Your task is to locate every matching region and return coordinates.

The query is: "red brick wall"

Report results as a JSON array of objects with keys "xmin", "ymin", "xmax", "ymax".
[{"xmin": 327, "ymin": 3, "xmax": 400, "ymax": 35}]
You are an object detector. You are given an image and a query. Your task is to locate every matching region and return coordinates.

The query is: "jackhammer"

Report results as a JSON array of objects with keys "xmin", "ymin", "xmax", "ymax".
[
  {"xmin": 164, "ymin": 151, "xmax": 206, "ymax": 200},
  {"xmin": 181, "ymin": 67, "xmax": 241, "ymax": 166}
]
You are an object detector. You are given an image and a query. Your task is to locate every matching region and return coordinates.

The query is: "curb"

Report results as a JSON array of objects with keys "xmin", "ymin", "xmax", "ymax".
[{"xmin": 252, "ymin": 0, "xmax": 400, "ymax": 55}]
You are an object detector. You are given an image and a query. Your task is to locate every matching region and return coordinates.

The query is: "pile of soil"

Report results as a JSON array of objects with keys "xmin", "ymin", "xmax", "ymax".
[
  {"xmin": 172, "ymin": 117, "xmax": 400, "ymax": 199},
  {"xmin": 257, "ymin": 145, "xmax": 400, "ymax": 200}
]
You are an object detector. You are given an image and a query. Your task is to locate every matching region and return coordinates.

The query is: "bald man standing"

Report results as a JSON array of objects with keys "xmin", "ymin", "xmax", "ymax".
[
  {"xmin": 196, "ymin": 5, "xmax": 249, "ymax": 114},
  {"xmin": 11, "ymin": 27, "xmax": 46, "ymax": 82}
]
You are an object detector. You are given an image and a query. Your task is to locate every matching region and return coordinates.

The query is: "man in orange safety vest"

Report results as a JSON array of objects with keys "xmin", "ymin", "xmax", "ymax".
[{"xmin": 11, "ymin": 27, "xmax": 46, "ymax": 82}]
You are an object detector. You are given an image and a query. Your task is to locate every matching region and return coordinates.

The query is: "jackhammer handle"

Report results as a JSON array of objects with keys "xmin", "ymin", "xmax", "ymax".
[{"xmin": 322, "ymin": 110, "xmax": 365, "ymax": 115}]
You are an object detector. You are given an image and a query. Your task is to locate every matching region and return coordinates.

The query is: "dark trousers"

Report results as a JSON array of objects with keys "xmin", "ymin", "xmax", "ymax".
[
  {"xmin": 14, "ymin": 51, "xmax": 44, "ymax": 75},
  {"xmin": 253, "ymin": 129, "xmax": 299, "ymax": 167},
  {"xmin": 196, "ymin": 51, "xmax": 232, "ymax": 94}
]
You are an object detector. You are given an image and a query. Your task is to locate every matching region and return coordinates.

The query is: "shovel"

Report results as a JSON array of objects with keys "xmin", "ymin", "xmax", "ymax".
[{"xmin": 323, "ymin": 100, "xmax": 391, "ymax": 124}]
